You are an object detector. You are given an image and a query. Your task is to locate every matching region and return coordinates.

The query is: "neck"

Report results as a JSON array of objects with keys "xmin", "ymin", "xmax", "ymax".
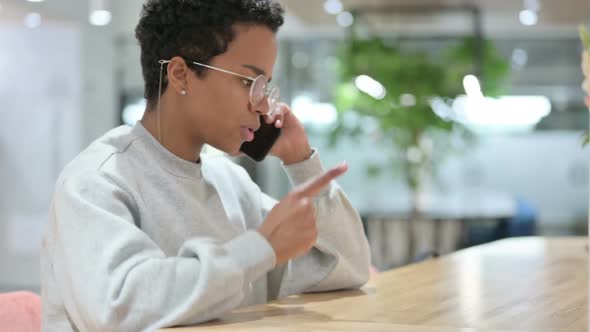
[{"xmin": 140, "ymin": 102, "xmax": 203, "ymax": 163}]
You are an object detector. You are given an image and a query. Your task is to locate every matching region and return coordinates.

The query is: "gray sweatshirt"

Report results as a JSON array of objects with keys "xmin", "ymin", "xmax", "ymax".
[{"xmin": 41, "ymin": 122, "xmax": 370, "ymax": 332}]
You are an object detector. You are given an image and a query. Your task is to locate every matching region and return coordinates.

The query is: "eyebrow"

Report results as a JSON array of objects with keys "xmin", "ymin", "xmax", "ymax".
[{"xmin": 242, "ymin": 64, "xmax": 272, "ymax": 83}]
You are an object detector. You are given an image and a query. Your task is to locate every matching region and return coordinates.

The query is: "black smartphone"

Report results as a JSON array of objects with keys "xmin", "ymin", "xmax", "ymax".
[{"xmin": 240, "ymin": 115, "xmax": 282, "ymax": 162}]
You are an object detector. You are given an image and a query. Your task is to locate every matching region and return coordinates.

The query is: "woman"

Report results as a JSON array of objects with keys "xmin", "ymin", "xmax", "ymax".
[{"xmin": 40, "ymin": 1, "xmax": 370, "ymax": 331}]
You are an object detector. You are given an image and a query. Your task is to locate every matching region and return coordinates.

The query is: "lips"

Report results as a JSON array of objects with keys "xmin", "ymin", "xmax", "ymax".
[{"xmin": 240, "ymin": 127, "xmax": 255, "ymax": 142}]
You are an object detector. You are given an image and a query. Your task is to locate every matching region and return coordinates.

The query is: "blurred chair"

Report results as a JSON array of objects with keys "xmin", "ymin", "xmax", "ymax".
[
  {"xmin": 0, "ymin": 291, "xmax": 41, "ymax": 332},
  {"xmin": 505, "ymin": 198, "xmax": 537, "ymax": 237},
  {"xmin": 467, "ymin": 198, "xmax": 537, "ymax": 246}
]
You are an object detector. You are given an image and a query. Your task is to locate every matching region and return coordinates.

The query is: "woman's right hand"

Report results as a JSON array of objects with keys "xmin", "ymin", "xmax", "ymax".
[{"xmin": 257, "ymin": 163, "xmax": 348, "ymax": 266}]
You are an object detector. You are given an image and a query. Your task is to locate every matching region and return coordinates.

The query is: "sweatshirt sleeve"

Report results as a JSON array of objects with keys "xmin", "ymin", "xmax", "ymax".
[
  {"xmin": 262, "ymin": 150, "xmax": 371, "ymax": 300},
  {"xmin": 46, "ymin": 171, "xmax": 276, "ymax": 331}
]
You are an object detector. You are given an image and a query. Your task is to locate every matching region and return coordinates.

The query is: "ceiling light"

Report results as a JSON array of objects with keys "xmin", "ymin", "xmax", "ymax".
[
  {"xmin": 324, "ymin": 0, "xmax": 343, "ymax": 15},
  {"xmin": 90, "ymin": 10, "xmax": 112, "ymax": 26},
  {"xmin": 337, "ymin": 11, "xmax": 354, "ymax": 27},
  {"xmin": 89, "ymin": 0, "xmax": 112, "ymax": 26},
  {"xmin": 355, "ymin": 75, "xmax": 387, "ymax": 100},
  {"xmin": 519, "ymin": 9, "xmax": 538, "ymax": 26}
]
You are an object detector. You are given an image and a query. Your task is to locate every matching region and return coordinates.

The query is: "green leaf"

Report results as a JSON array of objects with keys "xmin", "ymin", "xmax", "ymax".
[
  {"xmin": 366, "ymin": 164, "xmax": 382, "ymax": 178},
  {"xmin": 331, "ymin": 33, "xmax": 509, "ymax": 191},
  {"xmin": 579, "ymin": 25, "xmax": 590, "ymax": 50}
]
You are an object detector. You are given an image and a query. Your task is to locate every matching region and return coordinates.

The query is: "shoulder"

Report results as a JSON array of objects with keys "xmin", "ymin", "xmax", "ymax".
[{"xmin": 56, "ymin": 126, "xmax": 138, "ymax": 197}]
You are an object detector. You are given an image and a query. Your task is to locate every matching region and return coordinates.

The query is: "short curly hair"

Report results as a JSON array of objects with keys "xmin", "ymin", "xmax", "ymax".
[{"xmin": 135, "ymin": 0, "xmax": 285, "ymax": 106}]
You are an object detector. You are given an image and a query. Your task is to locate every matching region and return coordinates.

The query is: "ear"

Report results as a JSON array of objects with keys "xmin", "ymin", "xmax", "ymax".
[{"xmin": 166, "ymin": 56, "xmax": 190, "ymax": 95}]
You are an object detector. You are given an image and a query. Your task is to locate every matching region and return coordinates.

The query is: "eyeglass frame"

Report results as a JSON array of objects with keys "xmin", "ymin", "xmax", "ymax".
[{"xmin": 158, "ymin": 59, "xmax": 280, "ymax": 116}]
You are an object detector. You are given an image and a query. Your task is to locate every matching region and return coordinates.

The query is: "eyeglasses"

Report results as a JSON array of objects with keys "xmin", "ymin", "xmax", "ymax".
[{"xmin": 159, "ymin": 59, "xmax": 280, "ymax": 116}]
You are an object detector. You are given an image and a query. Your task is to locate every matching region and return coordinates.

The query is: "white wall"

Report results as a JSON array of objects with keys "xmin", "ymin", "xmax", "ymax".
[
  {"xmin": 445, "ymin": 132, "xmax": 588, "ymax": 225},
  {"xmin": 0, "ymin": 23, "xmax": 82, "ymax": 290},
  {"xmin": 0, "ymin": 20, "xmax": 118, "ymax": 291},
  {"xmin": 81, "ymin": 24, "xmax": 117, "ymax": 147},
  {"xmin": 308, "ymin": 130, "xmax": 589, "ymax": 228}
]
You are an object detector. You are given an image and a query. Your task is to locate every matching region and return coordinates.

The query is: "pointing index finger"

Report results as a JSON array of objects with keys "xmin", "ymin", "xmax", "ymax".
[{"xmin": 294, "ymin": 162, "xmax": 348, "ymax": 198}]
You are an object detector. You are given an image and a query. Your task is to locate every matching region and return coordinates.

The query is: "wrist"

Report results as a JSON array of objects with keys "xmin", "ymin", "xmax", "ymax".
[
  {"xmin": 256, "ymin": 229, "xmax": 286, "ymax": 266},
  {"xmin": 280, "ymin": 144, "xmax": 313, "ymax": 165}
]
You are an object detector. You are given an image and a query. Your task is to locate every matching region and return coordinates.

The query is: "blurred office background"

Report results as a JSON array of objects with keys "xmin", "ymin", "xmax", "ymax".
[{"xmin": 0, "ymin": 0, "xmax": 588, "ymax": 292}]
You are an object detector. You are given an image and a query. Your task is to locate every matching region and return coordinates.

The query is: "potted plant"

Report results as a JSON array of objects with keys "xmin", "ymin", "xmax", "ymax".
[{"xmin": 331, "ymin": 29, "xmax": 509, "ymax": 262}]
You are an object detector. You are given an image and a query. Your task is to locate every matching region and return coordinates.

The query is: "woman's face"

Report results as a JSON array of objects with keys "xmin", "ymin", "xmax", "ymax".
[{"xmin": 178, "ymin": 24, "xmax": 279, "ymax": 155}]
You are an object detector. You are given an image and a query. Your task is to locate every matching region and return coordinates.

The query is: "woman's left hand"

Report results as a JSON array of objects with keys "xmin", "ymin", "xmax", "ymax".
[{"xmin": 267, "ymin": 103, "xmax": 313, "ymax": 165}]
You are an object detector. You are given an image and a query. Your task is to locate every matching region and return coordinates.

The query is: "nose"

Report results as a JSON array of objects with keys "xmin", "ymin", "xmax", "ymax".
[{"xmin": 250, "ymin": 97, "xmax": 270, "ymax": 116}]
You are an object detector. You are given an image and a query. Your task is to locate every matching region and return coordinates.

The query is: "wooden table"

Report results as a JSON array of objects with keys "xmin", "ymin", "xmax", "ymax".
[{"xmin": 162, "ymin": 237, "xmax": 587, "ymax": 332}]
